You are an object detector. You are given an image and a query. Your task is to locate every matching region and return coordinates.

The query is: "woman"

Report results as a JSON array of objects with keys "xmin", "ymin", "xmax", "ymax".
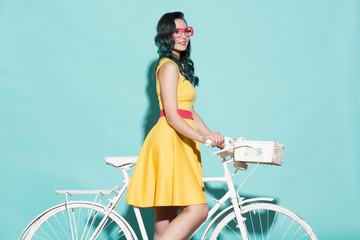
[{"xmin": 126, "ymin": 12, "xmax": 224, "ymax": 240}]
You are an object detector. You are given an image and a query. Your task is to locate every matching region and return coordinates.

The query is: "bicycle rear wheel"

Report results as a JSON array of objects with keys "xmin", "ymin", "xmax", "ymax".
[
  {"xmin": 22, "ymin": 201, "xmax": 134, "ymax": 240},
  {"xmin": 210, "ymin": 203, "xmax": 317, "ymax": 240}
]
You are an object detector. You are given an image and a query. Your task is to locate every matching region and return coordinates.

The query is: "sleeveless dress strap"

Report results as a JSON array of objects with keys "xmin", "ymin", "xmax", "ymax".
[{"xmin": 156, "ymin": 58, "xmax": 178, "ymax": 76}]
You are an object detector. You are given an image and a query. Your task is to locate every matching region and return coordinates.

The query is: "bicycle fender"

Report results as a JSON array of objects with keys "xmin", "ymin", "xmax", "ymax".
[{"xmin": 242, "ymin": 197, "xmax": 274, "ymax": 205}]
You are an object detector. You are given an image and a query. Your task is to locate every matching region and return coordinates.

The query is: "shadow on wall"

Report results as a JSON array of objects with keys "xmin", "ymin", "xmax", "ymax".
[
  {"xmin": 121, "ymin": 206, "xmax": 155, "ymax": 239},
  {"xmin": 129, "ymin": 59, "xmax": 282, "ymax": 238},
  {"xmin": 204, "ymin": 182, "xmax": 279, "ymax": 206},
  {"xmin": 120, "ymin": 58, "xmax": 160, "ymax": 238},
  {"xmin": 143, "ymin": 58, "xmax": 160, "ymax": 141}
]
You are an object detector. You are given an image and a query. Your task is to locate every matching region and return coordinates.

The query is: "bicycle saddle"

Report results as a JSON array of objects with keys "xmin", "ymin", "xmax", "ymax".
[{"xmin": 105, "ymin": 156, "xmax": 138, "ymax": 169}]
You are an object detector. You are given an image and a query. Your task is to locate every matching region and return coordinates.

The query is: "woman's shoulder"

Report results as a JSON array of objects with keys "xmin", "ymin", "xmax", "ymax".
[
  {"xmin": 157, "ymin": 58, "xmax": 179, "ymax": 73},
  {"xmin": 159, "ymin": 57, "xmax": 176, "ymax": 65}
]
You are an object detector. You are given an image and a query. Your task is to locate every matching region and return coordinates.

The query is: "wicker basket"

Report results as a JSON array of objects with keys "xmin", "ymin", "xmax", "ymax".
[{"xmin": 233, "ymin": 138, "xmax": 285, "ymax": 166}]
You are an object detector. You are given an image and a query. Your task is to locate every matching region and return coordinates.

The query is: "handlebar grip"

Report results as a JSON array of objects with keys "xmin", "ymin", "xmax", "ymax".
[{"xmin": 205, "ymin": 139, "xmax": 212, "ymax": 147}]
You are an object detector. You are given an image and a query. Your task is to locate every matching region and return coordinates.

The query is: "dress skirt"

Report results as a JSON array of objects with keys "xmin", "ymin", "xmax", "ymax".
[{"xmin": 126, "ymin": 117, "xmax": 206, "ymax": 207}]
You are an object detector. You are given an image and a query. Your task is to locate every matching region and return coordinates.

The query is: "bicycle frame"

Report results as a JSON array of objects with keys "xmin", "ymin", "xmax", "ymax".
[
  {"xmin": 22, "ymin": 139, "xmax": 318, "ymax": 240},
  {"xmin": 39, "ymin": 157, "xmax": 273, "ymax": 240},
  {"xmin": 88, "ymin": 167, "xmax": 143, "ymax": 240},
  {"xmin": 120, "ymin": 156, "xmax": 273, "ymax": 240}
]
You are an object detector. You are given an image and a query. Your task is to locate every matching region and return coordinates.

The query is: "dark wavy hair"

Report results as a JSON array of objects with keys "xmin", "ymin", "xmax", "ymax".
[{"xmin": 154, "ymin": 12, "xmax": 199, "ymax": 86}]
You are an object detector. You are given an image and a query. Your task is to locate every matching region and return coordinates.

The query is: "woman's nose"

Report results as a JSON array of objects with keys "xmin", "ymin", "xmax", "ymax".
[{"xmin": 180, "ymin": 31, "xmax": 187, "ymax": 38}]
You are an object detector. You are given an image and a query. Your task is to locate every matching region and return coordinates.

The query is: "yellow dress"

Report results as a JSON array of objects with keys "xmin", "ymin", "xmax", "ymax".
[{"xmin": 126, "ymin": 58, "xmax": 206, "ymax": 207}]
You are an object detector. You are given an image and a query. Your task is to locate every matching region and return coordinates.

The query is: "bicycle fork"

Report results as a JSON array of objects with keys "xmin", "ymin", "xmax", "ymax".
[
  {"xmin": 232, "ymin": 199, "xmax": 249, "ymax": 240},
  {"xmin": 222, "ymin": 158, "xmax": 250, "ymax": 240}
]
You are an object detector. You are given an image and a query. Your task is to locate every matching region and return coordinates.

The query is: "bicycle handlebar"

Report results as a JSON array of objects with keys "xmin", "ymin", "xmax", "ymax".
[
  {"xmin": 205, "ymin": 137, "xmax": 235, "ymax": 159},
  {"xmin": 205, "ymin": 137, "xmax": 234, "ymax": 149},
  {"xmin": 206, "ymin": 137, "xmax": 246, "ymax": 159},
  {"xmin": 205, "ymin": 139, "xmax": 213, "ymax": 147}
]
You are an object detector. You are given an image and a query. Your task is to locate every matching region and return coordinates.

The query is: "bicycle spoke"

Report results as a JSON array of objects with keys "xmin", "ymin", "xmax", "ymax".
[
  {"xmin": 84, "ymin": 205, "xmax": 98, "ymax": 240},
  {"xmin": 114, "ymin": 233, "xmax": 126, "ymax": 240},
  {"xmin": 24, "ymin": 202, "xmax": 132, "ymax": 240},
  {"xmin": 76, "ymin": 207, "xmax": 82, "ymax": 238},
  {"xmin": 266, "ymin": 210, "xmax": 269, "ymax": 239},
  {"xmin": 84, "ymin": 210, "xmax": 99, "ymax": 239},
  {"xmin": 103, "ymin": 219, "xmax": 114, "ymax": 231},
  {"xmin": 296, "ymin": 232, "xmax": 311, "ymax": 240},
  {"xmin": 65, "ymin": 208, "xmax": 75, "ymax": 240},
  {"xmin": 249, "ymin": 211, "xmax": 256, "ymax": 240},
  {"xmin": 61, "ymin": 210, "xmax": 71, "ymax": 235},
  {"xmin": 229, "ymin": 218, "xmax": 243, "ymax": 238},
  {"xmin": 71, "ymin": 209, "xmax": 79, "ymax": 240},
  {"xmin": 104, "ymin": 225, "xmax": 122, "ymax": 240},
  {"xmin": 54, "ymin": 214, "xmax": 71, "ymax": 240},
  {"xmin": 257, "ymin": 209, "xmax": 264, "ymax": 240},
  {"xmin": 219, "ymin": 218, "xmax": 243, "ymax": 239},
  {"xmin": 267, "ymin": 210, "xmax": 277, "ymax": 240},
  {"xmin": 80, "ymin": 207, "xmax": 94, "ymax": 240},
  {"xmin": 273, "ymin": 213, "xmax": 286, "ymax": 238},
  {"xmin": 103, "ymin": 219, "xmax": 122, "ymax": 238},
  {"xmin": 281, "ymin": 219, "xmax": 294, "ymax": 240},
  {"xmin": 33, "ymin": 233, "xmax": 47, "ymax": 240},
  {"xmin": 289, "ymin": 225, "xmax": 302, "ymax": 240},
  {"xmin": 45, "ymin": 220, "xmax": 61, "ymax": 240},
  {"xmin": 210, "ymin": 204, "xmax": 316, "ymax": 240},
  {"xmin": 39, "ymin": 226, "xmax": 55, "ymax": 240},
  {"xmin": 219, "ymin": 229, "xmax": 235, "ymax": 240}
]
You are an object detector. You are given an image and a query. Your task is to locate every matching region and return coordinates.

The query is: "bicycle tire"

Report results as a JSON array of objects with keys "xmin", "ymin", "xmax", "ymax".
[
  {"xmin": 210, "ymin": 203, "xmax": 317, "ymax": 240},
  {"xmin": 21, "ymin": 201, "xmax": 134, "ymax": 240}
]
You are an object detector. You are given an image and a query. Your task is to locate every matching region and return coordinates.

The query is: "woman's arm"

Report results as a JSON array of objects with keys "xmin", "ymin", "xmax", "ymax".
[
  {"xmin": 158, "ymin": 61, "xmax": 224, "ymax": 147},
  {"xmin": 192, "ymin": 107, "xmax": 211, "ymax": 136},
  {"xmin": 192, "ymin": 107, "xmax": 224, "ymax": 148},
  {"xmin": 158, "ymin": 61, "xmax": 204, "ymax": 143}
]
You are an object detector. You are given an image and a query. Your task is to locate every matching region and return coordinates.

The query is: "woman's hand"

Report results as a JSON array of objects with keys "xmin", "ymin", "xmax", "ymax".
[{"xmin": 201, "ymin": 132, "xmax": 225, "ymax": 148}]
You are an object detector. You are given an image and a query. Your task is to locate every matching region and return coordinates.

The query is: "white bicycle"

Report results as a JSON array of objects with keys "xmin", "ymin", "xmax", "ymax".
[{"xmin": 20, "ymin": 137, "xmax": 318, "ymax": 240}]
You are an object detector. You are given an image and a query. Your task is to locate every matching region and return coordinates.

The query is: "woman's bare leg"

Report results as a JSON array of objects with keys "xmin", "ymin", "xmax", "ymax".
[
  {"xmin": 159, "ymin": 204, "xmax": 208, "ymax": 240},
  {"xmin": 154, "ymin": 206, "xmax": 178, "ymax": 240}
]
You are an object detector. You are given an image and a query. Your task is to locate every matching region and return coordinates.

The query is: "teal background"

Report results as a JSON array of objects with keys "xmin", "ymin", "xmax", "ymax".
[{"xmin": 1, "ymin": 0, "xmax": 359, "ymax": 239}]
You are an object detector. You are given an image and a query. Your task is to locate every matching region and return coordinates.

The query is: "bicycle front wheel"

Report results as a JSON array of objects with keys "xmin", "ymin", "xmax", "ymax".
[
  {"xmin": 23, "ymin": 201, "xmax": 134, "ymax": 240},
  {"xmin": 210, "ymin": 203, "xmax": 317, "ymax": 240}
]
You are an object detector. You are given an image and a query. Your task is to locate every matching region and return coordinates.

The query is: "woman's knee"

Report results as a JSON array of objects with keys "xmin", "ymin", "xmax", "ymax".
[
  {"xmin": 183, "ymin": 204, "xmax": 209, "ymax": 222},
  {"xmin": 199, "ymin": 204, "xmax": 209, "ymax": 221}
]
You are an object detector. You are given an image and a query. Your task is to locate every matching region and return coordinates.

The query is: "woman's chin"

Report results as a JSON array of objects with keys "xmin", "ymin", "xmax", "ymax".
[{"xmin": 175, "ymin": 47, "xmax": 187, "ymax": 53}]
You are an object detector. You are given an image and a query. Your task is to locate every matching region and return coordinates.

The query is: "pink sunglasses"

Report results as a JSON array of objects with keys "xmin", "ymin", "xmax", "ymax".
[{"xmin": 173, "ymin": 26, "xmax": 194, "ymax": 38}]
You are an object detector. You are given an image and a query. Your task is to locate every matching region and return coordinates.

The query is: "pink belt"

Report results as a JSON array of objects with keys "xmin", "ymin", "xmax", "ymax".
[{"xmin": 159, "ymin": 109, "xmax": 193, "ymax": 120}]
